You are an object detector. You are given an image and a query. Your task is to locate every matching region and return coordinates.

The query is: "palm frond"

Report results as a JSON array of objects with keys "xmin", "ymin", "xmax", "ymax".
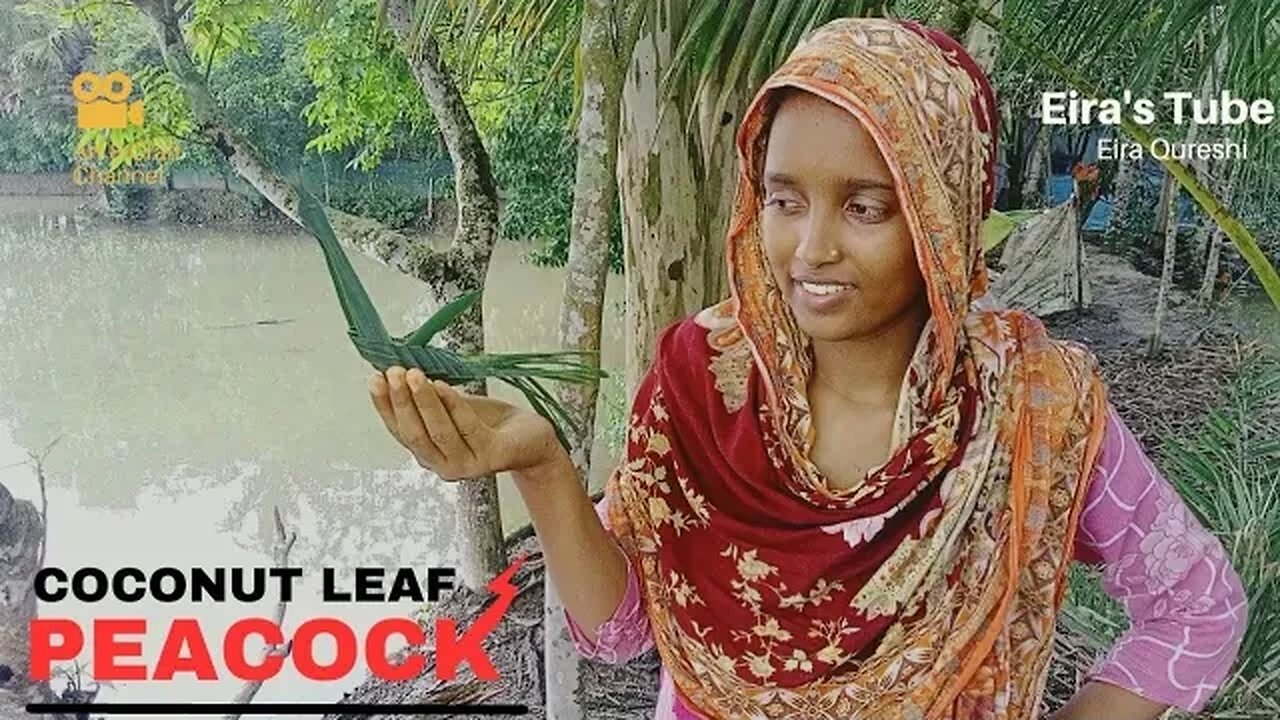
[
  {"xmin": 294, "ymin": 187, "xmax": 605, "ymax": 451},
  {"xmin": 401, "ymin": 289, "xmax": 480, "ymax": 346},
  {"xmin": 654, "ymin": 0, "xmax": 885, "ymax": 145},
  {"xmin": 391, "ymin": 0, "xmax": 580, "ymax": 93}
]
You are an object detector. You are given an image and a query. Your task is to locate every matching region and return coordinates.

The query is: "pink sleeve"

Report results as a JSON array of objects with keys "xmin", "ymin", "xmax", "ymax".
[
  {"xmin": 561, "ymin": 495, "xmax": 656, "ymax": 664},
  {"xmin": 1074, "ymin": 406, "xmax": 1248, "ymax": 711}
]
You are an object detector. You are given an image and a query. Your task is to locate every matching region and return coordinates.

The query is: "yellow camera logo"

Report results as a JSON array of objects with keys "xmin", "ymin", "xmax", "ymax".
[{"xmin": 72, "ymin": 71, "xmax": 144, "ymax": 129}]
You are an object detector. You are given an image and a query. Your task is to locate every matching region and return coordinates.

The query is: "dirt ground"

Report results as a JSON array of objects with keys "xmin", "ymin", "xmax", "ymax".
[
  {"xmin": 330, "ymin": 244, "xmax": 1268, "ymax": 720},
  {"xmin": 1042, "ymin": 245, "xmax": 1259, "ymax": 447}
]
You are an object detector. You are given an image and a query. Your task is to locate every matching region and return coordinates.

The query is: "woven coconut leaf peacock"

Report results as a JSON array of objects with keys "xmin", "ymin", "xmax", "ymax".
[{"xmin": 295, "ymin": 188, "xmax": 605, "ymax": 451}]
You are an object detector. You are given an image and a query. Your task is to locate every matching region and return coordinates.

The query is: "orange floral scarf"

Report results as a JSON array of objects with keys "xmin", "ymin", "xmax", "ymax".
[{"xmin": 603, "ymin": 18, "xmax": 1108, "ymax": 720}]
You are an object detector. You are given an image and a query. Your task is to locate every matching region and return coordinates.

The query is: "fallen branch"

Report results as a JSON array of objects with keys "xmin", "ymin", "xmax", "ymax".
[
  {"xmin": 202, "ymin": 318, "xmax": 297, "ymax": 331},
  {"xmin": 28, "ymin": 436, "xmax": 61, "ymax": 573},
  {"xmin": 221, "ymin": 507, "xmax": 296, "ymax": 720}
]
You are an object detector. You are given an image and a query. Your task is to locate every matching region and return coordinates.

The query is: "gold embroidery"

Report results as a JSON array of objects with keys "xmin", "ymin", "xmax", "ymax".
[
  {"xmin": 604, "ymin": 18, "xmax": 1110, "ymax": 720},
  {"xmin": 695, "ymin": 301, "xmax": 753, "ymax": 413}
]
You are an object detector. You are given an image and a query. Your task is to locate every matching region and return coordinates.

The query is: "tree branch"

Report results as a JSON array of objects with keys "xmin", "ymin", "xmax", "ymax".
[
  {"xmin": 28, "ymin": 436, "xmax": 61, "ymax": 571},
  {"xmin": 131, "ymin": 0, "xmax": 442, "ymax": 281},
  {"xmin": 221, "ymin": 507, "xmax": 296, "ymax": 720},
  {"xmin": 382, "ymin": 0, "xmax": 500, "ymax": 279},
  {"xmin": 203, "ymin": 23, "xmax": 223, "ymax": 86}
]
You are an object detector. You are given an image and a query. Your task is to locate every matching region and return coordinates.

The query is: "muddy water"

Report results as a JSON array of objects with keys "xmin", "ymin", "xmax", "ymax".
[{"xmin": 0, "ymin": 196, "xmax": 626, "ymax": 710}]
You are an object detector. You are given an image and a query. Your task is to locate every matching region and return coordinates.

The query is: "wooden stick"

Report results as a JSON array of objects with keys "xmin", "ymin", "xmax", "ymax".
[{"xmin": 221, "ymin": 507, "xmax": 296, "ymax": 720}]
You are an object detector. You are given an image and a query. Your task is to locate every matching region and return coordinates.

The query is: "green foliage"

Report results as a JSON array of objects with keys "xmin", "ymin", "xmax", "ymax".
[
  {"xmin": 0, "ymin": 0, "xmax": 86, "ymax": 172},
  {"xmin": 326, "ymin": 178, "xmax": 429, "ymax": 228},
  {"xmin": 298, "ymin": 0, "xmax": 435, "ymax": 171},
  {"xmin": 453, "ymin": 32, "xmax": 526, "ymax": 139},
  {"xmin": 0, "ymin": 105, "xmax": 74, "ymax": 173},
  {"xmin": 308, "ymin": 156, "xmax": 451, "ymax": 228},
  {"xmin": 492, "ymin": 86, "xmax": 569, "ymax": 261},
  {"xmin": 398, "ymin": 0, "xmax": 580, "ymax": 101},
  {"xmin": 489, "ymin": 43, "xmax": 622, "ymax": 272},
  {"xmin": 187, "ymin": 0, "xmax": 273, "ymax": 67},
  {"xmin": 212, "ymin": 18, "xmax": 315, "ymax": 168}
]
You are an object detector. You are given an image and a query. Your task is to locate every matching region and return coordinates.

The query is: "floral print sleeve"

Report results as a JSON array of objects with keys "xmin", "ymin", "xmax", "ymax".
[
  {"xmin": 1074, "ymin": 405, "xmax": 1248, "ymax": 711},
  {"xmin": 561, "ymin": 496, "xmax": 657, "ymax": 664}
]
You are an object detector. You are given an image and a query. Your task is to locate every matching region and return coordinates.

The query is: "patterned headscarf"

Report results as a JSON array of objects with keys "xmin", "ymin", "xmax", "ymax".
[{"xmin": 603, "ymin": 18, "xmax": 1109, "ymax": 719}]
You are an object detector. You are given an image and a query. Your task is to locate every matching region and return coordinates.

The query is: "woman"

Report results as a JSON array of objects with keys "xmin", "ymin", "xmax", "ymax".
[{"xmin": 368, "ymin": 18, "xmax": 1246, "ymax": 720}]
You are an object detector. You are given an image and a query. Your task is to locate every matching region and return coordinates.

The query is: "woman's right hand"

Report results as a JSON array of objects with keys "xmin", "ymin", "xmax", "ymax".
[
  {"xmin": 368, "ymin": 366, "xmax": 562, "ymax": 480},
  {"xmin": 372, "ymin": 369, "xmax": 631, "ymax": 642}
]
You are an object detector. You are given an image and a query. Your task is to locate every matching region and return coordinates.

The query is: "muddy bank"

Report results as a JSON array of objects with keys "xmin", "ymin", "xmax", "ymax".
[{"xmin": 326, "ymin": 541, "xmax": 660, "ymax": 720}]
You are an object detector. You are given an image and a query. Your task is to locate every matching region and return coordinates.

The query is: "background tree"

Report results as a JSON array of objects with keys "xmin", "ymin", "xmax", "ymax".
[
  {"xmin": 402, "ymin": 0, "xmax": 642, "ymax": 713},
  {"xmin": 110, "ymin": 0, "xmax": 511, "ymax": 587},
  {"xmin": 0, "ymin": 0, "xmax": 88, "ymax": 173}
]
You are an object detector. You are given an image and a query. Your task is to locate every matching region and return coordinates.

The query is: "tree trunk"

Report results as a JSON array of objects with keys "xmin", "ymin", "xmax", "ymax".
[
  {"xmin": 1185, "ymin": 20, "xmax": 1218, "ymax": 282},
  {"xmin": 1199, "ymin": 166, "xmax": 1236, "ymax": 304},
  {"xmin": 1191, "ymin": 203, "xmax": 1213, "ymax": 275},
  {"xmin": 555, "ymin": 0, "xmax": 639, "ymax": 480},
  {"xmin": 544, "ymin": 1, "xmax": 641, "ymax": 717},
  {"xmin": 1022, "ymin": 125, "xmax": 1049, "ymax": 208},
  {"xmin": 1107, "ymin": 145, "xmax": 1137, "ymax": 241},
  {"xmin": 1195, "ymin": 5, "xmax": 1230, "ymax": 305},
  {"xmin": 617, "ymin": 0, "xmax": 740, "ymax": 396},
  {"xmin": 1198, "ymin": 215, "xmax": 1226, "ymax": 303},
  {"xmin": 1153, "ymin": 168, "xmax": 1173, "ymax": 239},
  {"xmin": 383, "ymin": 1, "xmax": 506, "ymax": 590},
  {"xmin": 1149, "ymin": 172, "xmax": 1179, "ymax": 356},
  {"xmin": 0, "ymin": 483, "xmax": 57, "ymax": 717},
  {"xmin": 1002, "ymin": 106, "xmax": 1031, "ymax": 209},
  {"xmin": 962, "ymin": 0, "xmax": 1002, "ymax": 75}
]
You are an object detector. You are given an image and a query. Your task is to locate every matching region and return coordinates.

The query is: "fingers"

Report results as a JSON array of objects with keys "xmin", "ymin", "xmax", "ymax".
[
  {"xmin": 434, "ymin": 380, "xmax": 494, "ymax": 452},
  {"xmin": 368, "ymin": 372, "xmax": 400, "ymax": 442},
  {"xmin": 384, "ymin": 367, "xmax": 445, "ymax": 468},
  {"xmin": 405, "ymin": 369, "xmax": 475, "ymax": 465}
]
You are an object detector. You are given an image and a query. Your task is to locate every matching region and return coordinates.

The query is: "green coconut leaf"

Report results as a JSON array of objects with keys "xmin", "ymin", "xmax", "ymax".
[
  {"xmin": 401, "ymin": 290, "xmax": 482, "ymax": 346},
  {"xmin": 293, "ymin": 186, "xmax": 605, "ymax": 451}
]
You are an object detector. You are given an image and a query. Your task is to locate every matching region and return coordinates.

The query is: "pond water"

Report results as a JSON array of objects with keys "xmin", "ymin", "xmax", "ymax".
[{"xmin": 0, "ymin": 196, "xmax": 626, "ymax": 711}]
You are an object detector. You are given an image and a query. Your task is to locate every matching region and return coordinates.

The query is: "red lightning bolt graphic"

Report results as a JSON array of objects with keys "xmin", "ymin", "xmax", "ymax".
[{"xmin": 434, "ymin": 553, "xmax": 527, "ymax": 681}]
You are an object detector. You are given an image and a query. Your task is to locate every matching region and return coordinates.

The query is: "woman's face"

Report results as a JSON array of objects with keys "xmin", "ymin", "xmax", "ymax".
[{"xmin": 760, "ymin": 90, "xmax": 928, "ymax": 343}]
